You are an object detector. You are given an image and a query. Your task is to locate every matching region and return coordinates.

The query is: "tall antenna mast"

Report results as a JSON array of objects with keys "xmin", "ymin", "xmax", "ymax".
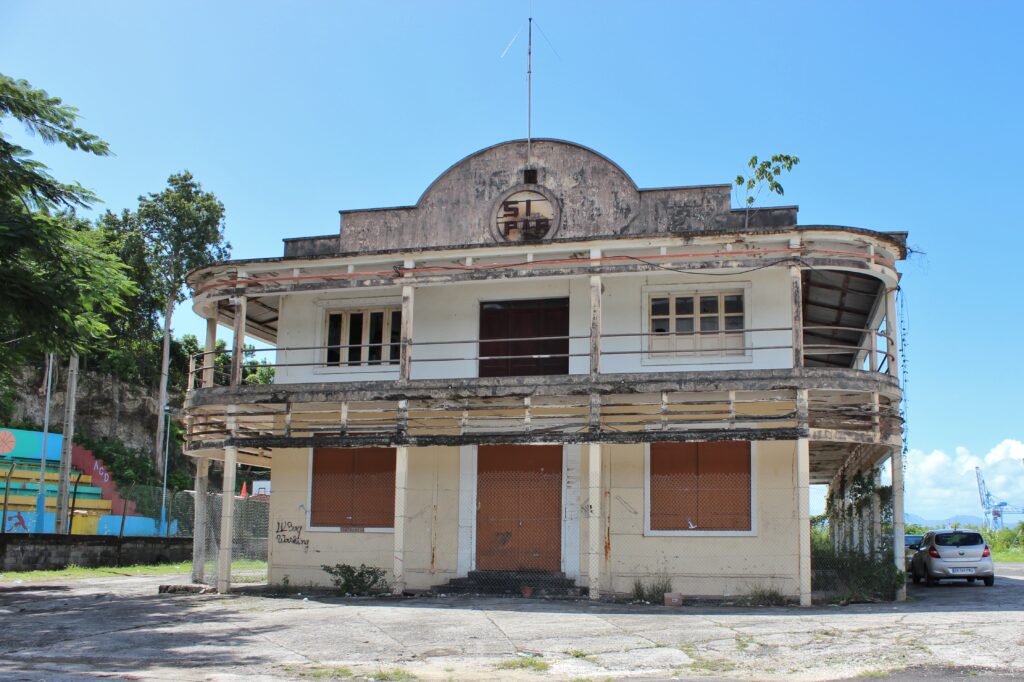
[{"xmin": 527, "ymin": 16, "xmax": 532, "ymax": 168}]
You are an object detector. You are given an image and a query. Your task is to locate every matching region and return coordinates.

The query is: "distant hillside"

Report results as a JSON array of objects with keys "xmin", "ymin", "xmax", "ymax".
[{"xmin": 906, "ymin": 512, "xmax": 985, "ymax": 528}]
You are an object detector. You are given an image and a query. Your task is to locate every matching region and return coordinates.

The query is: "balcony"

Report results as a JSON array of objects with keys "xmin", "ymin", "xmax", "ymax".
[{"xmin": 183, "ymin": 325, "xmax": 901, "ymax": 484}]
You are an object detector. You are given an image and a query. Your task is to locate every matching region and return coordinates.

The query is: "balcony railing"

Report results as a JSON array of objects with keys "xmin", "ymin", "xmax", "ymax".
[{"xmin": 187, "ymin": 325, "xmax": 896, "ymax": 390}]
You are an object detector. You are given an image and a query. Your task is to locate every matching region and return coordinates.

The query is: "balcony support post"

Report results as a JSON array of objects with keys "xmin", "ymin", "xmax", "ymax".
[
  {"xmin": 885, "ymin": 287, "xmax": 900, "ymax": 378},
  {"xmin": 871, "ymin": 467, "xmax": 883, "ymax": 559},
  {"xmin": 230, "ymin": 295, "xmax": 247, "ymax": 387},
  {"xmin": 790, "ymin": 265, "xmax": 804, "ymax": 368},
  {"xmin": 203, "ymin": 316, "xmax": 217, "ymax": 388},
  {"xmin": 217, "ymin": 441, "xmax": 237, "ymax": 593},
  {"xmin": 192, "ymin": 456, "xmax": 209, "ymax": 583},
  {"xmin": 891, "ymin": 445, "xmax": 906, "ymax": 600},
  {"xmin": 586, "ymin": 443, "xmax": 602, "ymax": 600},
  {"xmin": 400, "ymin": 284, "xmax": 415, "ymax": 382},
  {"xmin": 393, "ymin": 445, "xmax": 410, "ymax": 594},
  {"xmin": 589, "ymin": 271, "xmax": 602, "ymax": 378},
  {"xmin": 795, "ymin": 389, "xmax": 811, "ymax": 606}
]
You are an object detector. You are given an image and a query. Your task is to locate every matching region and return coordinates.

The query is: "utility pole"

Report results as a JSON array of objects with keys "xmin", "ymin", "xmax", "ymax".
[{"xmin": 56, "ymin": 352, "xmax": 79, "ymax": 533}]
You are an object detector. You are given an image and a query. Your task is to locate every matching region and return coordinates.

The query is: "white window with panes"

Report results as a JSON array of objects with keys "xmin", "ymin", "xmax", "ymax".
[
  {"xmin": 647, "ymin": 290, "xmax": 746, "ymax": 358},
  {"xmin": 325, "ymin": 307, "xmax": 402, "ymax": 366}
]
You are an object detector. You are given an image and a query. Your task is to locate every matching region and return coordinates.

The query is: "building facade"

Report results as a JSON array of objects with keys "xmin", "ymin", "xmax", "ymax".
[{"xmin": 183, "ymin": 139, "xmax": 906, "ymax": 603}]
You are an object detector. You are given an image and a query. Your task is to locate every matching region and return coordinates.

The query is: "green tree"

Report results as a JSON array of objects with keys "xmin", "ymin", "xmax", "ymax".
[
  {"xmin": 734, "ymin": 154, "xmax": 800, "ymax": 230},
  {"xmin": 137, "ymin": 172, "xmax": 229, "ymax": 470},
  {"xmin": 92, "ymin": 209, "xmax": 165, "ymax": 382},
  {"xmin": 0, "ymin": 73, "xmax": 133, "ymax": 406}
]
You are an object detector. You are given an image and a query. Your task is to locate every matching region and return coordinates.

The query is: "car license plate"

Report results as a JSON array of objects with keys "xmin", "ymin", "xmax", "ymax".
[{"xmin": 949, "ymin": 568, "xmax": 975, "ymax": 575}]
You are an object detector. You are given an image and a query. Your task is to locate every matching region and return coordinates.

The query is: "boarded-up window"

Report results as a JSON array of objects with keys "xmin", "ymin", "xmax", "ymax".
[
  {"xmin": 310, "ymin": 447, "xmax": 396, "ymax": 528},
  {"xmin": 649, "ymin": 441, "xmax": 751, "ymax": 531}
]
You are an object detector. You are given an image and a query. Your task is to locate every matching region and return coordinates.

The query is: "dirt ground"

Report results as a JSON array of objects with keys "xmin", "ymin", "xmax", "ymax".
[{"xmin": 2, "ymin": 565, "xmax": 1023, "ymax": 681}]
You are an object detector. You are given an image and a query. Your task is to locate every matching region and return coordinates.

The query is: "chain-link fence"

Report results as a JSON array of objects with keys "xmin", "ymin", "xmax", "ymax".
[{"xmin": 192, "ymin": 492, "xmax": 269, "ymax": 586}]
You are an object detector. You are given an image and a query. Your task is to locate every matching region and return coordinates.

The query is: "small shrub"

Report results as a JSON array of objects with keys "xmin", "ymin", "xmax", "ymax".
[
  {"xmin": 812, "ymin": 547, "xmax": 904, "ymax": 602},
  {"xmin": 631, "ymin": 576, "xmax": 673, "ymax": 602},
  {"xmin": 738, "ymin": 585, "xmax": 789, "ymax": 606},
  {"xmin": 321, "ymin": 563, "xmax": 389, "ymax": 595},
  {"xmin": 370, "ymin": 668, "xmax": 416, "ymax": 681}
]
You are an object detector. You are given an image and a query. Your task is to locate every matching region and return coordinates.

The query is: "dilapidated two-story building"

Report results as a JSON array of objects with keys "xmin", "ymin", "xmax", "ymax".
[{"xmin": 183, "ymin": 139, "xmax": 906, "ymax": 603}]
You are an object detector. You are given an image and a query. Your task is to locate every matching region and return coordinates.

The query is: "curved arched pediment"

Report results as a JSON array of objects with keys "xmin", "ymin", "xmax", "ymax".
[{"xmin": 338, "ymin": 139, "xmax": 644, "ymax": 251}]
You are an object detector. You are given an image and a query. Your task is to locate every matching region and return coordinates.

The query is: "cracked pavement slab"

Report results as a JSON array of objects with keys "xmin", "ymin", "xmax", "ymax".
[{"xmin": 1, "ymin": 565, "xmax": 1023, "ymax": 681}]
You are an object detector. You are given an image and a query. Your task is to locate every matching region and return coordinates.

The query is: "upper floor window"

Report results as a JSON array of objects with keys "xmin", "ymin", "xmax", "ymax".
[
  {"xmin": 326, "ymin": 307, "xmax": 401, "ymax": 366},
  {"xmin": 649, "ymin": 291, "xmax": 745, "ymax": 358}
]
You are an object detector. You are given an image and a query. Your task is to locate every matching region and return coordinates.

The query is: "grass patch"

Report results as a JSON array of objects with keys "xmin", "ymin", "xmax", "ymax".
[
  {"xmin": 992, "ymin": 549, "xmax": 1024, "ymax": 562},
  {"xmin": 565, "ymin": 649, "xmax": 590, "ymax": 659},
  {"xmin": 858, "ymin": 671, "xmax": 890, "ymax": 679},
  {"xmin": 631, "ymin": 576, "xmax": 673, "ymax": 603},
  {"xmin": 497, "ymin": 657, "xmax": 550, "ymax": 672},
  {"xmin": 0, "ymin": 560, "xmax": 266, "ymax": 583},
  {"xmin": 690, "ymin": 658, "xmax": 737, "ymax": 673},
  {"xmin": 281, "ymin": 665, "xmax": 352, "ymax": 679},
  {"xmin": 369, "ymin": 668, "xmax": 416, "ymax": 681},
  {"xmin": 735, "ymin": 635, "xmax": 754, "ymax": 651}
]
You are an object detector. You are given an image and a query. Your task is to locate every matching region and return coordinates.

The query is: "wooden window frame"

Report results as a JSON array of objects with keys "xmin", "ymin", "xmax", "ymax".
[
  {"xmin": 306, "ymin": 447, "xmax": 396, "ymax": 533},
  {"xmin": 323, "ymin": 306, "xmax": 402, "ymax": 368},
  {"xmin": 646, "ymin": 288, "xmax": 747, "ymax": 360},
  {"xmin": 643, "ymin": 441, "xmax": 757, "ymax": 537}
]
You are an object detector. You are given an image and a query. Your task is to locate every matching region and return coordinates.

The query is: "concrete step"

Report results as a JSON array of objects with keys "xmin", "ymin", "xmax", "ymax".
[{"xmin": 432, "ymin": 570, "xmax": 580, "ymax": 597}]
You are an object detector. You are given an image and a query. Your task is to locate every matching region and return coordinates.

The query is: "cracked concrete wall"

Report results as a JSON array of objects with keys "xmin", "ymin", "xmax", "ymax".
[
  {"xmin": 591, "ymin": 441, "xmax": 801, "ymax": 598},
  {"xmin": 268, "ymin": 446, "xmax": 459, "ymax": 590}
]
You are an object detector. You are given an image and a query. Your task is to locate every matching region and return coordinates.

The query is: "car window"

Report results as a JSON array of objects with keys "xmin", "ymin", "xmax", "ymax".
[
  {"xmin": 904, "ymin": 534, "xmax": 923, "ymax": 546},
  {"xmin": 935, "ymin": 532, "xmax": 984, "ymax": 547}
]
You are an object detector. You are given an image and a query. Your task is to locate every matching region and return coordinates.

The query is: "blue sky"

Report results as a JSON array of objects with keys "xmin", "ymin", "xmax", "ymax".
[{"xmin": 3, "ymin": 1, "xmax": 1022, "ymax": 519}]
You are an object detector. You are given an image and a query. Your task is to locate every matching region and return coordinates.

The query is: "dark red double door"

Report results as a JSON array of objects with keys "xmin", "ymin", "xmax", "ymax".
[{"xmin": 476, "ymin": 445, "xmax": 562, "ymax": 572}]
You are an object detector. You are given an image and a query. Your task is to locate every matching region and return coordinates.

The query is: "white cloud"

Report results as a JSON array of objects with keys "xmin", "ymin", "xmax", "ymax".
[{"xmin": 905, "ymin": 439, "xmax": 1024, "ymax": 521}]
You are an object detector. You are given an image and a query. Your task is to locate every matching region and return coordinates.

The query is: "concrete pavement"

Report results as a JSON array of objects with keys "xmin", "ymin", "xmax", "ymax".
[{"xmin": 1, "ymin": 565, "xmax": 1022, "ymax": 681}]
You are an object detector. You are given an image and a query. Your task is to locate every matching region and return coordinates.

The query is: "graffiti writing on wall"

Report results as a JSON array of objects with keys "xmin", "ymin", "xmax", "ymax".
[
  {"xmin": 275, "ymin": 520, "xmax": 310, "ymax": 553},
  {"xmin": 93, "ymin": 460, "xmax": 111, "ymax": 483}
]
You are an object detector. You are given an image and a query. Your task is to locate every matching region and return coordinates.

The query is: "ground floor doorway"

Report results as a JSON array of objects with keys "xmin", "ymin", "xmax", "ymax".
[{"xmin": 475, "ymin": 444, "xmax": 562, "ymax": 571}]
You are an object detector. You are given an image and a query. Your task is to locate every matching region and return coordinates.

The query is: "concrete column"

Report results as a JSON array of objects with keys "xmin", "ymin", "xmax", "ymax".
[
  {"xmin": 589, "ymin": 271, "xmax": 602, "ymax": 378},
  {"xmin": 230, "ymin": 296, "xmax": 247, "ymax": 386},
  {"xmin": 192, "ymin": 456, "xmax": 209, "ymax": 583},
  {"xmin": 587, "ymin": 443, "xmax": 602, "ymax": 600},
  {"xmin": 850, "ymin": 500, "xmax": 860, "ymax": 554},
  {"xmin": 393, "ymin": 445, "xmax": 410, "ymax": 594},
  {"xmin": 217, "ymin": 446, "xmax": 238, "ymax": 593},
  {"xmin": 456, "ymin": 445, "xmax": 476, "ymax": 577},
  {"xmin": 885, "ymin": 287, "xmax": 900, "ymax": 377},
  {"xmin": 891, "ymin": 448, "xmax": 906, "ymax": 600},
  {"xmin": 400, "ymin": 284, "xmax": 415, "ymax": 381},
  {"xmin": 790, "ymin": 265, "xmax": 804, "ymax": 367},
  {"xmin": 871, "ymin": 469, "xmax": 883, "ymax": 560},
  {"xmin": 796, "ymin": 437, "xmax": 812, "ymax": 606},
  {"xmin": 203, "ymin": 317, "xmax": 217, "ymax": 387}
]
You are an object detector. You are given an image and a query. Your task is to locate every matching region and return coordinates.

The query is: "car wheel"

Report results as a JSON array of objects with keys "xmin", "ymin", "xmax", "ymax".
[
  {"xmin": 911, "ymin": 569, "xmax": 921, "ymax": 585},
  {"xmin": 984, "ymin": 576, "xmax": 994, "ymax": 587},
  {"xmin": 926, "ymin": 574, "xmax": 938, "ymax": 587}
]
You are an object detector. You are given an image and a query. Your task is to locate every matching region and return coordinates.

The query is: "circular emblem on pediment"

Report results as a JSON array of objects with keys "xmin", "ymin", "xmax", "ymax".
[{"xmin": 491, "ymin": 185, "xmax": 561, "ymax": 242}]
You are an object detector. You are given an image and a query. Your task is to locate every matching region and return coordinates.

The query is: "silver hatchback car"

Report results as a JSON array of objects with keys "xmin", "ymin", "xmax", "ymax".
[{"xmin": 909, "ymin": 529, "xmax": 995, "ymax": 586}]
